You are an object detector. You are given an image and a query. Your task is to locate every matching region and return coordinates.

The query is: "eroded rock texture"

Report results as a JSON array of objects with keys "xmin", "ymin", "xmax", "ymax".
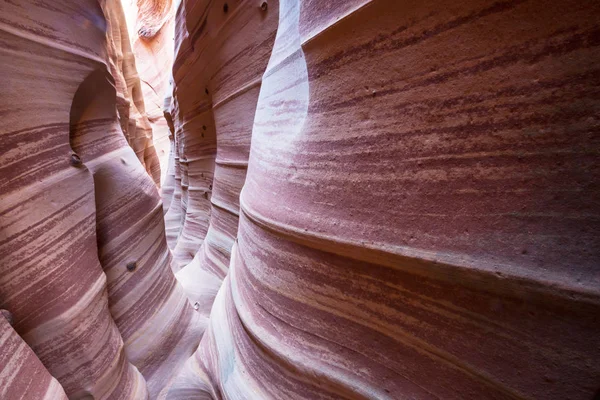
[
  {"xmin": 122, "ymin": 0, "xmax": 175, "ymax": 182},
  {"xmin": 161, "ymin": 1, "xmax": 279, "ymax": 395},
  {"xmin": 165, "ymin": 0, "xmax": 279, "ymax": 269},
  {"xmin": 163, "ymin": 0, "xmax": 600, "ymax": 398},
  {"xmin": 0, "ymin": 312, "xmax": 68, "ymax": 400},
  {"xmin": 1, "ymin": 0, "xmax": 600, "ymax": 399},
  {"xmin": 104, "ymin": 0, "xmax": 163, "ymax": 185},
  {"xmin": 0, "ymin": 0, "xmax": 201, "ymax": 398}
]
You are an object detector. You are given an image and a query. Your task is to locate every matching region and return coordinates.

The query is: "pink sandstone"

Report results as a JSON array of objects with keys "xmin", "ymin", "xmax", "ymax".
[{"xmin": 1, "ymin": 0, "xmax": 599, "ymax": 399}]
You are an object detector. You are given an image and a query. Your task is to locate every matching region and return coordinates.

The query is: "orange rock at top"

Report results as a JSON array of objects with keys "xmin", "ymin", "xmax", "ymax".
[
  {"xmin": 122, "ymin": 0, "xmax": 175, "ymax": 183},
  {"xmin": 135, "ymin": 0, "xmax": 173, "ymax": 39},
  {"xmin": 104, "ymin": 0, "xmax": 162, "ymax": 185}
]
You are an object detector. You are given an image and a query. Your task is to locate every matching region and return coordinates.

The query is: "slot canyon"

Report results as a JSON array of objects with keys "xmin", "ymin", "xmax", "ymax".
[{"xmin": 0, "ymin": 0, "xmax": 599, "ymax": 399}]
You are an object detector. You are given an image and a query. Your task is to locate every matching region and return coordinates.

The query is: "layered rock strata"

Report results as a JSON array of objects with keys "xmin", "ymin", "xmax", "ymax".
[
  {"xmin": 122, "ymin": 0, "xmax": 175, "ymax": 182},
  {"xmin": 1, "ymin": 0, "xmax": 600, "ymax": 399},
  {"xmin": 0, "ymin": 0, "xmax": 201, "ymax": 398},
  {"xmin": 170, "ymin": 0, "xmax": 279, "ymax": 325},
  {"xmin": 161, "ymin": 1, "xmax": 279, "ymax": 394},
  {"xmin": 0, "ymin": 1, "xmax": 148, "ymax": 397},
  {"xmin": 164, "ymin": 0, "xmax": 600, "ymax": 398},
  {"xmin": 105, "ymin": 0, "xmax": 163, "ymax": 185},
  {"xmin": 0, "ymin": 312, "xmax": 68, "ymax": 400}
]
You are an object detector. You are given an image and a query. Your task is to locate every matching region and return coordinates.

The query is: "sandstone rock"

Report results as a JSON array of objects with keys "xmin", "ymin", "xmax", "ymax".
[
  {"xmin": 1, "ymin": 0, "xmax": 201, "ymax": 398},
  {"xmin": 1, "ymin": 0, "xmax": 599, "ymax": 399},
  {"xmin": 0, "ymin": 1, "xmax": 148, "ymax": 397},
  {"xmin": 164, "ymin": 0, "xmax": 600, "ymax": 398},
  {"xmin": 0, "ymin": 313, "xmax": 68, "ymax": 400},
  {"xmin": 122, "ymin": 0, "xmax": 175, "ymax": 183},
  {"xmin": 104, "ymin": 0, "xmax": 162, "ymax": 185}
]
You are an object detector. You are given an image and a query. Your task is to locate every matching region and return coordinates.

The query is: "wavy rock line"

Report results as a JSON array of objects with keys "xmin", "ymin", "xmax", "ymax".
[
  {"xmin": 1, "ymin": 1, "xmax": 202, "ymax": 398},
  {"xmin": 164, "ymin": 0, "xmax": 600, "ymax": 398}
]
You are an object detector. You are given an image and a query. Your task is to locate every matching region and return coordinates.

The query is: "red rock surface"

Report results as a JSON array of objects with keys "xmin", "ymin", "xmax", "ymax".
[
  {"xmin": 1, "ymin": 0, "xmax": 600, "ymax": 399},
  {"xmin": 122, "ymin": 0, "xmax": 175, "ymax": 183},
  {"xmin": 164, "ymin": 0, "xmax": 600, "ymax": 398},
  {"xmin": 105, "ymin": 0, "xmax": 163, "ymax": 185},
  {"xmin": 0, "ymin": 312, "xmax": 68, "ymax": 399},
  {"xmin": 0, "ymin": 0, "xmax": 200, "ymax": 398}
]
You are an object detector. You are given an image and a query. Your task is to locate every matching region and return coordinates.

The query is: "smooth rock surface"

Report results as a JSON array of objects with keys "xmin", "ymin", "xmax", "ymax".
[
  {"xmin": 0, "ymin": 1, "xmax": 148, "ymax": 397},
  {"xmin": 122, "ymin": 0, "xmax": 175, "ymax": 183},
  {"xmin": 0, "ymin": 1, "xmax": 201, "ymax": 398},
  {"xmin": 162, "ymin": 0, "xmax": 279, "ymax": 395},
  {"xmin": 0, "ymin": 312, "xmax": 68, "ymax": 400},
  {"xmin": 1, "ymin": 0, "xmax": 599, "ymax": 399},
  {"xmin": 162, "ymin": 0, "xmax": 600, "ymax": 398}
]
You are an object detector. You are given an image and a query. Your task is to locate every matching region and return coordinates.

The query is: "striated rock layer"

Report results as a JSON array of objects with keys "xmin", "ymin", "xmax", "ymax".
[
  {"xmin": 172, "ymin": 0, "xmax": 279, "ymax": 326},
  {"xmin": 0, "ymin": 0, "xmax": 201, "ymax": 398},
  {"xmin": 162, "ymin": 0, "xmax": 280, "ymax": 395},
  {"xmin": 163, "ymin": 0, "xmax": 600, "ymax": 399},
  {"xmin": 0, "ymin": 312, "xmax": 68, "ymax": 400},
  {"xmin": 122, "ymin": 0, "xmax": 175, "ymax": 183},
  {"xmin": 105, "ymin": 0, "xmax": 163, "ymax": 185},
  {"xmin": 1, "ymin": 0, "xmax": 600, "ymax": 399}
]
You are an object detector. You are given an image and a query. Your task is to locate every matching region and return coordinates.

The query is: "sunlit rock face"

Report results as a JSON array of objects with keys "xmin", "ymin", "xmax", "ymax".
[
  {"xmin": 0, "ymin": 0, "xmax": 201, "ymax": 398},
  {"xmin": 122, "ymin": 0, "xmax": 175, "ymax": 184},
  {"xmin": 104, "ymin": 0, "xmax": 163, "ymax": 185},
  {"xmin": 163, "ymin": 0, "xmax": 600, "ymax": 399}
]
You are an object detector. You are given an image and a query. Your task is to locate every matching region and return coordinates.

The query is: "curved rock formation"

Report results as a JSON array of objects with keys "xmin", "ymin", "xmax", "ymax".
[
  {"xmin": 105, "ymin": 0, "xmax": 163, "ymax": 185},
  {"xmin": 69, "ymin": 66, "xmax": 202, "ymax": 399},
  {"xmin": 0, "ymin": 1, "xmax": 149, "ymax": 397},
  {"xmin": 161, "ymin": 1, "xmax": 279, "ymax": 395},
  {"xmin": 1, "ymin": 0, "xmax": 200, "ymax": 398},
  {"xmin": 1, "ymin": 0, "xmax": 599, "ymax": 399},
  {"xmin": 170, "ymin": 0, "xmax": 279, "ymax": 324},
  {"xmin": 164, "ymin": 0, "xmax": 600, "ymax": 398},
  {"xmin": 122, "ymin": 0, "xmax": 175, "ymax": 183},
  {"xmin": 135, "ymin": 0, "xmax": 173, "ymax": 40},
  {"xmin": 0, "ymin": 311, "xmax": 68, "ymax": 400}
]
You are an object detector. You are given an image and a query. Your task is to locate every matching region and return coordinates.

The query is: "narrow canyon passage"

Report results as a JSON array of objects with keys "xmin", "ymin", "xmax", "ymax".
[{"xmin": 1, "ymin": 0, "xmax": 599, "ymax": 399}]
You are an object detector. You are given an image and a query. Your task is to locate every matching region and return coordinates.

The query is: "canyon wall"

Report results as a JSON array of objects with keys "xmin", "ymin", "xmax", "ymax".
[
  {"xmin": 105, "ymin": 0, "xmax": 163, "ymax": 185},
  {"xmin": 164, "ymin": 0, "xmax": 600, "ymax": 399},
  {"xmin": 0, "ymin": 312, "xmax": 68, "ymax": 399},
  {"xmin": 1, "ymin": 0, "xmax": 599, "ymax": 399},
  {"xmin": 0, "ymin": 0, "xmax": 200, "ymax": 398},
  {"xmin": 122, "ymin": 0, "xmax": 175, "ymax": 183}
]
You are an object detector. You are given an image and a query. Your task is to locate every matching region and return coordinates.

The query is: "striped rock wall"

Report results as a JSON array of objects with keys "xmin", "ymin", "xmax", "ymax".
[
  {"xmin": 0, "ymin": 311, "xmax": 68, "ymax": 400},
  {"xmin": 161, "ymin": 0, "xmax": 280, "ymax": 395},
  {"xmin": 164, "ymin": 94, "xmax": 185, "ymax": 249},
  {"xmin": 0, "ymin": 0, "xmax": 201, "ymax": 398},
  {"xmin": 171, "ymin": 0, "xmax": 279, "ymax": 331},
  {"xmin": 104, "ymin": 0, "xmax": 163, "ymax": 185},
  {"xmin": 162, "ymin": 0, "xmax": 600, "ymax": 398},
  {"xmin": 0, "ymin": 1, "xmax": 147, "ymax": 397},
  {"xmin": 163, "ymin": 0, "xmax": 216, "ymax": 266},
  {"xmin": 1, "ymin": 0, "xmax": 600, "ymax": 399}
]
